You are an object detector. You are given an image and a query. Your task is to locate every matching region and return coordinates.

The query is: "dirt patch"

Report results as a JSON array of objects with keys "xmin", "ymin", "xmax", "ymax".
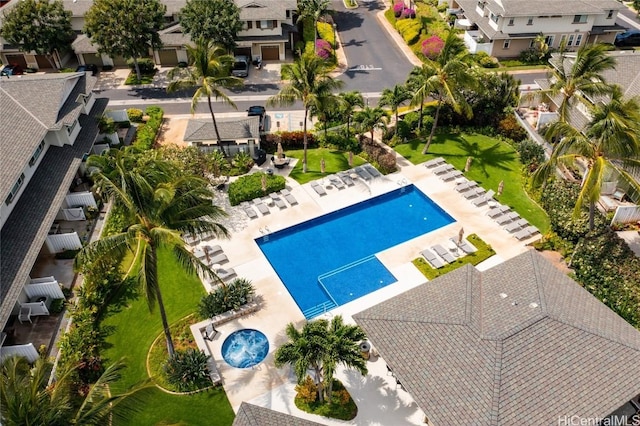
[
  {"xmin": 156, "ymin": 117, "xmax": 189, "ymax": 147},
  {"xmin": 538, "ymin": 250, "xmax": 573, "ymax": 274}
]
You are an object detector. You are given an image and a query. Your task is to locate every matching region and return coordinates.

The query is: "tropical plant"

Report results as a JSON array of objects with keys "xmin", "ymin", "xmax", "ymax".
[
  {"xmin": 274, "ymin": 316, "xmax": 367, "ymax": 403},
  {"xmin": 0, "ymin": 0, "xmax": 73, "ymax": 70},
  {"xmin": 379, "ymin": 84, "xmax": 411, "ymax": 136},
  {"xmin": 533, "ymin": 86, "xmax": 640, "ymax": 230},
  {"xmin": 338, "ymin": 91, "xmax": 364, "ymax": 140},
  {"xmin": 267, "ymin": 53, "xmax": 344, "ymax": 172},
  {"xmin": 164, "ymin": 348, "xmax": 211, "ymax": 392},
  {"xmin": 179, "ymin": 0, "xmax": 242, "ymax": 51},
  {"xmin": 540, "ymin": 43, "xmax": 616, "ymax": 123},
  {"xmin": 297, "ymin": 0, "xmax": 332, "ymax": 47},
  {"xmin": 76, "ymin": 149, "xmax": 229, "ymax": 357},
  {"xmin": 310, "ymin": 92, "xmax": 341, "ymax": 139},
  {"xmin": 421, "ymin": 35, "xmax": 444, "ymax": 59},
  {"xmin": 0, "ymin": 356, "xmax": 150, "ymax": 426},
  {"xmin": 462, "ymin": 72, "xmax": 520, "ymax": 128},
  {"xmin": 84, "ymin": 0, "xmax": 166, "ymax": 81},
  {"xmin": 406, "ymin": 64, "xmax": 434, "ymax": 131},
  {"xmin": 420, "ymin": 29, "xmax": 477, "ymax": 153},
  {"xmin": 197, "ymin": 278, "xmax": 255, "ymax": 318},
  {"xmin": 167, "ymin": 39, "xmax": 243, "ymax": 155},
  {"xmin": 354, "ymin": 106, "xmax": 389, "ymax": 143}
]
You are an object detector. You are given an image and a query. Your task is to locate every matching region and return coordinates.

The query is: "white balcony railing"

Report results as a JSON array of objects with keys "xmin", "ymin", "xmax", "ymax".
[{"xmin": 464, "ymin": 30, "xmax": 492, "ymax": 54}]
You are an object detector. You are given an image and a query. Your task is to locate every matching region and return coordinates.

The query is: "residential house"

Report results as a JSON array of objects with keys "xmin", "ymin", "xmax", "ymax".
[
  {"xmin": 446, "ymin": 0, "xmax": 626, "ymax": 58},
  {"xmin": 183, "ymin": 116, "xmax": 260, "ymax": 156},
  {"xmin": 354, "ymin": 250, "xmax": 640, "ymax": 425},
  {"xmin": 0, "ymin": 72, "xmax": 107, "ymax": 362},
  {"xmin": 232, "ymin": 402, "xmax": 324, "ymax": 426}
]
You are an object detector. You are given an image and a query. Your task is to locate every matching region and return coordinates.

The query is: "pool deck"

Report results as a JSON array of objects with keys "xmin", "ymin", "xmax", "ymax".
[{"xmin": 196, "ymin": 159, "xmax": 539, "ymax": 425}]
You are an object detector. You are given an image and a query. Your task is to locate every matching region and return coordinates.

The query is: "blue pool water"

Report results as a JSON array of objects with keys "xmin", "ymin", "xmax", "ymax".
[
  {"xmin": 256, "ymin": 185, "xmax": 454, "ymax": 318},
  {"xmin": 222, "ymin": 329, "xmax": 269, "ymax": 368}
]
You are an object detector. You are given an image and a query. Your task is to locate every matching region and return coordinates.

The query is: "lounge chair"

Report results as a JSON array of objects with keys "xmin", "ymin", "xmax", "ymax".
[
  {"xmin": 450, "ymin": 237, "xmax": 477, "ymax": 254},
  {"xmin": 269, "ymin": 193, "xmax": 287, "ymax": 209},
  {"xmin": 487, "ymin": 204, "xmax": 510, "ymax": 218},
  {"xmin": 471, "ymin": 189, "xmax": 496, "ymax": 207},
  {"xmin": 243, "ymin": 205, "xmax": 258, "ymax": 219},
  {"xmin": 440, "ymin": 169, "xmax": 463, "ymax": 182},
  {"xmin": 280, "ymin": 190, "xmax": 298, "ymax": 205},
  {"xmin": 194, "ymin": 247, "xmax": 207, "ymax": 260},
  {"xmin": 432, "ymin": 244, "xmax": 456, "ymax": 263},
  {"xmin": 329, "ymin": 176, "xmax": 345, "ymax": 190},
  {"xmin": 364, "ymin": 164, "xmax": 382, "ymax": 178},
  {"xmin": 208, "ymin": 253, "xmax": 229, "ymax": 265},
  {"xmin": 495, "ymin": 211, "xmax": 520, "ymax": 225},
  {"xmin": 203, "ymin": 324, "xmax": 218, "ymax": 341},
  {"xmin": 515, "ymin": 225, "xmax": 540, "ymax": 240},
  {"xmin": 424, "ymin": 157, "xmax": 445, "ymax": 168},
  {"xmin": 310, "ymin": 181, "xmax": 327, "ymax": 196},
  {"xmin": 338, "ymin": 172, "xmax": 355, "ymax": 186},
  {"xmin": 216, "ymin": 267, "xmax": 237, "ymax": 282},
  {"xmin": 355, "ymin": 166, "xmax": 373, "ymax": 180},
  {"xmin": 463, "ymin": 187, "xmax": 486, "ymax": 200},
  {"xmin": 420, "ymin": 248, "xmax": 445, "ymax": 268},
  {"xmin": 454, "ymin": 180, "xmax": 477, "ymax": 193},
  {"xmin": 433, "ymin": 164, "xmax": 454, "ymax": 175},
  {"xmin": 204, "ymin": 245, "xmax": 223, "ymax": 256},
  {"xmin": 504, "ymin": 219, "xmax": 529, "ymax": 233}
]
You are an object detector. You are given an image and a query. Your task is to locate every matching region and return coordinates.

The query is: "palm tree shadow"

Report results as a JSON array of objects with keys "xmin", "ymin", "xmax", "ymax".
[{"xmin": 453, "ymin": 134, "xmax": 517, "ymax": 178}]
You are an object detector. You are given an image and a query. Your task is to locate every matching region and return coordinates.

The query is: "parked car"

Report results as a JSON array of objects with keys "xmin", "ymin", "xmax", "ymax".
[
  {"xmin": 0, "ymin": 63, "xmax": 24, "ymax": 76},
  {"xmin": 614, "ymin": 29, "xmax": 640, "ymax": 47},
  {"xmin": 247, "ymin": 105, "xmax": 266, "ymax": 131},
  {"xmin": 232, "ymin": 55, "xmax": 250, "ymax": 78},
  {"xmin": 75, "ymin": 64, "xmax": 98, "ymax": 76}
]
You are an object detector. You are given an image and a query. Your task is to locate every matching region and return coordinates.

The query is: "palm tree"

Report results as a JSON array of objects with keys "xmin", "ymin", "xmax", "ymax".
[
  {"xmin": 354, "ymin": 106, "xmax": 389, "ymax": 143},
  {"xmin": 297, "ymin": 0, "xmax": 331, "ymax": 48},
  {"xmin": 322, "ymin": 316, "xmax": 367, "ymax": 403},
  {"xmin": 309, "ymin": 92, "xmax": 341, "ymax": 139},
  {"xmin": 541, "ymin": 43, "xmax": 616, "ymax": 123},
  {"xmin": 0, "ymin": 356, "xmax": 150, "ymax": 425},
  {"xmin": 420, "ymin": 30, "xmax": 477, "ymax": 153},
  {"xmin": 338, "ymin": 91, "xmax": 364, "ymax": 140},
  {"xmin": 267, "ymin": 53, "xmax": 344, "ymax": 172},
  {"xmin": 76, "ymin": 150, "xmax": 229, "ymax": 357},
  {"xmin": 167, "ymin": 38, "xmax": 243, "ymax": 155},
  {"xmin": 379, "ymin": 84, "xmax": 412, "ymax": 136},
  {"xmin": 406, "ymin": 64, "xmax": 435, "ymax": 132},
  {"xmin": 533, "ymin": 87, "xmax": 640, "ymax": 230}
]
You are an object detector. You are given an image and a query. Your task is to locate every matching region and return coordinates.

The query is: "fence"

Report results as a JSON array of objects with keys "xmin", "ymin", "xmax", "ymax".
[
  {"xmin": 25, "ymin": 280, "xmax": 65, "ymax": 299},
  {"xmin": 45, "ymin": 232, "xmax": 82, "ymax": 254},
  {"xmin": 611, "ymin": 205, "xmax": 640, "ymax": 225},
  {"xmin": 0, "ymin": 343, "xmax": 39, "ymax": 363},
  {"xmin": 65, "ymin": 191, "xmax": 96, "ymax": 208}
]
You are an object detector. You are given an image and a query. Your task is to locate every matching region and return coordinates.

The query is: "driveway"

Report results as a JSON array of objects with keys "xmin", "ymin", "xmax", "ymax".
[{"xmin": 333, "ymin": 0, "xmax": 415, "ymax": 93}]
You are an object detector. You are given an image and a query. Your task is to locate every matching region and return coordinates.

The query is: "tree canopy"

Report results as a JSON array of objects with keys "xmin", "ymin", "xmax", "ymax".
[
  {"xmin": 0, "ymin": 0, "xmax": 73, "ymax": 69},
  {"xmin": 179, "ymin": 0, "xmax": 242, "ymax": 52},
  {"xmin": 84, "ymin": 0, "xmax": 166, "ymax": 79}
]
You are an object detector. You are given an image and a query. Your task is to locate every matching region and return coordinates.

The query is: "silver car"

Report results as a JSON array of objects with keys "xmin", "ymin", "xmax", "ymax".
[{"xmin": 232, "ymin": 55, "xmax": 249, "ymax": 78}]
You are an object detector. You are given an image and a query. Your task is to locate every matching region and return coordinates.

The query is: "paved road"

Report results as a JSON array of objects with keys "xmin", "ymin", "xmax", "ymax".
[{"xmin": 618, "ymin": 5, "xmax": 640, "ymax": 30}]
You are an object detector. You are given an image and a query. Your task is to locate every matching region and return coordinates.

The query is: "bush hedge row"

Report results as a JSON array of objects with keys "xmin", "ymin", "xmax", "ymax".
[
  {"xmin": 395, "ymin": 19, "xmax": 422, "ymax": 44},
  {"xmin": 317, "ymin": 22, "xmax": 336, "ymax": 47},
  {"xmin": 361, "ymin": 137, "xmax": 396, "ymax": 174},
  {"xmin": 197, "ymin": 278, "xmax": 255, "ymax": 318},
  {"xmin": 133, "ymin": 106, "xmax": 164, "ymax": 150},
  {"xmin": 227, "ymin": 172, "xmax": 286, "ymax": 206},
  {"xmin": 263, "ymin": 131, "xmax": 316, "ymax": 153}
]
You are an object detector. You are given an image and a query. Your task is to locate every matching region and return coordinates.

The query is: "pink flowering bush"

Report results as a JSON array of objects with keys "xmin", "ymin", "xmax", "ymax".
[
  {"xmin": 315, "ymin": 39, "xmax": 332, "ymax": 60},
  {"xmin": 393, "ymin": 1, "xmax": 404, "ymax": 17},
  {"xmin": 421, "ymin": 35, "xmax": 444, "ymax": 59},
  {"xmin": 402, "ymin": 8, "xmax": 416, "ymax": 19}
]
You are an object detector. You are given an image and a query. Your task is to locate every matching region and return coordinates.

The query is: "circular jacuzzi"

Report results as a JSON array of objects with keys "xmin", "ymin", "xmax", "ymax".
[{"xmin": 221, "ymin": 329, "xmax": 269, "ymax": 369}]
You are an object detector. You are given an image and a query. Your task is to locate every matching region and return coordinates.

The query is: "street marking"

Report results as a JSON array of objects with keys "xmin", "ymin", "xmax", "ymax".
[{"xmin": 348, "ymin": 65, "xmax": 382, "ymax": 71}]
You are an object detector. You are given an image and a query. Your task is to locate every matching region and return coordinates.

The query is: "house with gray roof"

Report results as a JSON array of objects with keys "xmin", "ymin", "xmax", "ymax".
[
  {"xmin": 446, "ymin": 0, "xmax": 625, "ymax": 58},
  {"xmin": 0, "ymin": 72, "xmax": 107, "ymax": 362},
  {"xmin": 353, "ymin": 250, "xmax": 640, "ymax": 425},
  {"xmin": 232, "ymin": 402, "xmax": 325, "ymax": 426},
  {"xmin": 183, "ymin": 116, "xmax": 261, "ymax": 157}
]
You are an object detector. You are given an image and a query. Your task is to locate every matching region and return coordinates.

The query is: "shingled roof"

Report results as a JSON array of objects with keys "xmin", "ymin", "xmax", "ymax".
[
  {"xmin": 183, "ymin": 116, "xmax": 260, "ymax": 142},
  {"xmin": 232, "ymin": 403, "xmax": 325, "ymax": 426},
  {"xmin": 353, "ymin": 250, "xmax": 640, "ymax": 425}
]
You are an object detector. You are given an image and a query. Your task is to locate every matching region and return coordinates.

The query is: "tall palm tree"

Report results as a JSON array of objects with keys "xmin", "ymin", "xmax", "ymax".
[
  {"xmin": 267, "ymin": 53, "xmax": 343, "ymax": 172},
  {"xmin": 167, "ymin": 38, "xmax": 243, "ymax": 155},
  {"xmin": 420, "ymin": 30, "xmax": 477, "ymax": 153},
  {"xmin": 541, "ymin": 43, "xmax": 616, "ymax": 123},
  {"xmin": 354, "ymin": 106, "xmax": 389, "ymax": 143},
  {"xmin": 533, "ymin": 87, "xmax": 640, "ymax": 230},
  {"xmin": 322, "ymin": 316, "xmax": 367, "ymax": 403},
  {"xmin": 297, "ymin": 0, "xmax": 331, "ymax": 48},
  {"xmin": 309, "ymin": 92, "xmax": 341, "ymax": 139},
  {"xmin": 338, "ymin": 91, "xmax": 364, "ymax": 140},
  {"xmin": 406, "ymin": 64, "xmax": 435, "ymax": 132},
  {"xmin": 1, "ymin": 356, "xmax": 150, "ymax": 426},
  {"xmin": 379, "ymin": 84, "xmax": 412, "ymax": 136},
  {"xmin": 76, "ymin": 150, "xmax": 229, "ymax": 357}
]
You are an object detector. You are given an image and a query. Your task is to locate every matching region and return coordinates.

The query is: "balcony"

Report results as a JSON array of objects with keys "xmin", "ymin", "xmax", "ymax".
[{"xmin": 464, "ymin": 30, "xmax": 492, "ymax": 54}]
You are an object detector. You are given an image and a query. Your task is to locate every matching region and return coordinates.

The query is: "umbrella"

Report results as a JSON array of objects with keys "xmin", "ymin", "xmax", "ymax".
[
  {"xmin": 276, "ymin": 142, "xmax": 284, "ymax": 158},
  {"xmin": 498, "ymin": 180, "xmax": 504, "ymax": 196},
  {"xmin": 320, "ymin": 158, "xmax": 326, "ymax": 174},
  {"xmin": 348, "ymin": 151, "xmax": 353, "ymax": 166},
  {"xmin": 465, "ymin": 156, "xmax": 473, "ymax": 172},
  {"xmin": 261, "ymin": 173, "xmax": 267, "ymax": 192},
  {"xmin": 458, "ymin": 227, "xmax": 465, "ymax": 245}
]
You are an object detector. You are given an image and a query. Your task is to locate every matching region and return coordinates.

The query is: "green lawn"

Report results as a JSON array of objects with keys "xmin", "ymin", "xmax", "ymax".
[
  {"xmin": 394, "ymin": 133, "xmax": 550, "ymax": 233},
  {"xmin": 286, "ymin": 148, "xmax": 367, "ymax": 185},
  {"xmin": 104, "ymin": 248, "xmax": 235, "ymax": 426}
]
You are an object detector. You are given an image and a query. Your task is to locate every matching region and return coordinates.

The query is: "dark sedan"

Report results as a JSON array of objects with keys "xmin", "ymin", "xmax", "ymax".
[{"xmin": 614, "ymin": 30, "xmax": 640, "ymax": 47}]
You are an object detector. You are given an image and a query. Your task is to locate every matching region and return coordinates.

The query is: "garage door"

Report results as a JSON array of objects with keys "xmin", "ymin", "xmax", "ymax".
[
  {"xmin": 5, "ymin": 54, "xmax": 27, "ymax": 69},
  {"xmin": 158, "ymin": 49, "xmax": 178, "ymax": 66},
  {"xmin": 261, "ymin": 46, "xmax": 279, "ymax": 61},
  {"xmin": 35, "ymin": 55, "xmax": 53, "ymax": 69},
  {"xmin": 82, "ymin": 54, "xmax": 104, "ymax": 67}
]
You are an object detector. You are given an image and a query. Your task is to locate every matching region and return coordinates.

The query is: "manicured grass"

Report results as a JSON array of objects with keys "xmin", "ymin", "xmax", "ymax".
[
  {"xmin": 286, "ymin": 148, "xmax": 367, "ymax": 185},
  {"xmin": 394, "ymin": 132, "xmax": 550, "ymax": 233},
  {"xmin": 412, "ymin": 234, "xmax": 495, "ymax": 280},
  {"xmin": 124, "ymin": 71, "xmax": 156, "ymax": 85},
  {"xmin": 104, "ymin": 248, "xmax": 234, "ymax": 426}
]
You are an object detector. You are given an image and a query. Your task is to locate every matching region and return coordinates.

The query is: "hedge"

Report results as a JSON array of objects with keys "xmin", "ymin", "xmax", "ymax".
[
  {"xmin": 263, "ymin": 131, "xmax": 316, "ymax": 153},
  {"xmin": 395, "ymin": 19, "xmax": 422, "ymax": 45},
  {"xmin": 317, "ymin": 22, "xmax": 336, "ymax": 47},
  {"xmin": 133, "ymin": 106, "xmax": 164, "ymax": 150},
  {"xmin": 228, "ymin": 172, "xmax": 286, "ymax": 206}
]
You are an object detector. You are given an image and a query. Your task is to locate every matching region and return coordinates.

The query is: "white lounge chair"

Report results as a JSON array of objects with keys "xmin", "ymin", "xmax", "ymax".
[
  {"xmin": 487, "ymin": 204, "xmax": 510, "ymax": 218},
  {"xmin": 424, "ymin": 157, "xmax": 445, "ymax": 168},
  {"xmin": 269, "ymin": 193, "xmax": 287, "ymax": 209},
  {"xmin": 364, "ymin": 164, "xmax": 382, "ymax": 178},
  {"xmin": 329, "ymin": 175, "xmax": 346, "ymax": 190},
  {"xmin": 209, "ymin": 253, "xmax": 229, "ymax": 265},
  {"xmin": 253, "ymin": 198, "xmax": 270, "ymax": 215},
  {"xmin": 463, "ymin": 187, "xmax": 486, "ymax": 200},
  {"xmin": 515, "ymin": 225, "xmax": 540, "ymax": 240},
  {"xmin": 216, "ymin": 267, "xmax": 236, "ymax": 282},
  {"xmin": 310, "ymin": 181, "xmax": 327, "ymax": 196},
  {"xmin": 432, "ymin": 244, "xmax": 456, "ymax": 263},
  {"xmin": 504, "ymin": 219, "xmax": 529, "ymax": 233},
  {"xmin": 243, "ymin": 205, "xmax": 258, "ymax": 219},
  {"xmin": 440, "ymin": 169, "xmax": 463, "ymax": 182},
  {"xmin": 280, "ymin": 189, "xmax": 298, "ymax": 205},
  {"xmin": 450, "ymin": 237, "xmax": 477, "ymax": 254},
  {"xmin": 338, "ymin": 172, "xmax": 355, "ymax": 186},
  {"xmin": 455, "ymin": 180, "xmax": 478, "ymax": 193},
  {"xmin": 496, "ymin": 211, "xmax": 520, "ymax": 225},
  {"xmin": 421, "ymin": 248, "xmax": 445, "ymax": 268},
  {"xmin": 471, "ymin": 189, "xmax": 496, "ymax": 207},
  {"xmin": 433, "ymin": 164, "xmax": 454, "ymax": 175}
]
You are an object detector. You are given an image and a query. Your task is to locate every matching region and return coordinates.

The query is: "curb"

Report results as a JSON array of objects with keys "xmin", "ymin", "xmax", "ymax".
[{"xmin": 375, "ymin": 6, "xmax": 423, "ymax": 67}]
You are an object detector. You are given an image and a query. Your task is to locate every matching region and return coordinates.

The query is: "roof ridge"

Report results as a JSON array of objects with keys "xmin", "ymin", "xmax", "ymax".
[
  {"xmin": 465, "ymin": 263, "xmax": 475, "ymax": 325},
  {"xmin": 553, "ymin": 318, "xmax": 640, "ymax": 352},
  {"xmin": 0, "ymin": 86, "xmax": 49, "ymax": 130},
  {"xmin": 530, "ymin": 250, "xmax": 549, "ymax": 315},
  {"xmin": 489, "ymin": 339, "xmax": 503, "ymax": 426}
]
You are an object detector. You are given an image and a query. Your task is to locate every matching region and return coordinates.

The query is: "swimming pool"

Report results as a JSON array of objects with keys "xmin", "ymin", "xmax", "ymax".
[{"xmin": 256, "ymin": 185, "xmax": 454, "ymax": 318}]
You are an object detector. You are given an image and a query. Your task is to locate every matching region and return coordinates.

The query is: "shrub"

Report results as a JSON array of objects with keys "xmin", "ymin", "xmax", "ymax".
[
  {"xmin": 49, "ymin": 298, "xmax": 66, "ymax": 314},
  {"xmin": 98, "ymin": 116, "xmax": 116, "ymax": 134},
  {"xmin": 232, "ymin": 151, "xmax": 254, "ymax": 173},
  {"xmin": 437, "ymin": 2, "xmax": 449, "ymax": 13},
  {"xmin": 517, "ymin": 139, "xmax": 545, "ymax": 170},
  {"xmin": 478, "ymin": 55, "xmax": 499, "ymax": 68},
  {"xmin": 362, "ymin": 138, "xmax": 396, "ymax": 174},
  {"xmin": 393, "ymin": 1, "xmax": 404, "ymax": 17},
  {"xmin": 421, "ymin": 35, "xmax": 444, "ymax": 59},
  {"xmin": 133, "ymin": 106, "xmax": 164, "ymax": 150},
  {"xmin": 164, "ymin": 348, "xmax": 211, "ymax": 392},
  {"xmin": 127, "ymin": 57, "xmax": 155, "ymax": 74},
  {"xmin": 317, "ymin": 22, "xmax": 336, "ymax": 47},
  {"xmin": 396, "ymin": 19, "xmax": 422, "ymax": 44},
  {"xmin": 377, "ymin": 152, "xmax": 397, "ymax": 174},
  {"xmin": 295, "ymin": 376, "xmax": 318, "ymax": 404},
  {"xmin": 55, "ymin": 249, "xmax": 80, "ymax": 260},
  {"xmin": 315, "ymin": 39, "xmax": 333, "ymax": 60},
  {"xmin": 402, "ymin": 8, "xmax": 416, "ymax": 19},
  {"xmin": 227, "ymin": 172, "xmax": 286, "ymax": 206},
  {"xmin": 197, "ymin": 278, "xmax": 256, "ymax": 318},
  {"xmin": 127, "ymin": 108, "xmax": 144, "ymax": 122},
  {"xmin": 264, "ymin": 131, "xmax": 316, "ymax": 151},
  {"xmin": 497, "ymin": 115, "xmax": 527, "ymax": 142}
]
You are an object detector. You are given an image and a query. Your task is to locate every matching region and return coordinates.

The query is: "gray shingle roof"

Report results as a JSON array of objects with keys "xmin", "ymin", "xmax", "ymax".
[
  {"xmin": 237, "ymin": 0, "xmax": 297, "ymax": 20},
  {"xmin": 0, "ymin": 72, "xmax": 97, "ymax": 199},
  {"xmin": 0, "ymin": 98, "xmax": 107, "ymax": 330},
  {"xmin": 183, "ymin": 117, "xmax": 260, "ymax": 142},
  {"xmin": 484, "ymin": 0, "xmax": 622, "ymax": 17},
  {"xmin": 353, "ymin": 250, "xmax": 640, "ymax": 426},
  {"xmin": 232, "ymin": 403, "xmax": 325, "ymax": 426}
]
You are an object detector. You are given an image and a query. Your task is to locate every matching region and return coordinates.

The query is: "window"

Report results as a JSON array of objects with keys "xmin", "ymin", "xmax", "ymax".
[
  {"xmin": 286, "ymin": 10, "xmax": 290, "ymax": 18},
  {"xmin": 560, "ymin": 34, "xmax": 567, "ymax": 47},
  {"xmin": 545, "ymin": 35, "xmax": 555, "ymax": 47},
  {"xmin": 257, "ymin": 20, "xmax": 276, "ymax": 29},
  {"xmin": 567, "ymin": 34, "xmax": 575, "ymax": 46},
  {"xmin": 503, "ymin": 39, "xmax": 511, "ymax": 49},
  {"xmin": 575, "ymin": 34, "xmax": 583, "ymax": 46},
  {"xmin": 573, "ymin": 14, "xmax": 587, "ymax": 24},
  {"xmin": 29, "ymin": 140, "xmax": 45, "ymax": 167},
  {"xmin": 607, "ymin": 9, "xmax": 614, "ymax": 19},
  {"xmin": 527, "ymin": 17, "xmax": 533, "ymax": 25},
  {"xmin": 477, "ymin": 1, "xmax": 485, "ymax": 10},
  {"xmin": 508, "ymin": 17, "xmax": 514, "ymax": 26},
  {"xmin": 67, "ymin": 120, "xmax": 77, "ymax": 135},
  {"xmin": 5, "ymin": 173, "xmax": 25, "ymax": 205},
  {"xmin": 243, "ymin": 21, "xmax": 253, "ymax": 30},
  {"xmin": 490, "ymin": 13, "xmax": 498, "ymax": 23}
]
